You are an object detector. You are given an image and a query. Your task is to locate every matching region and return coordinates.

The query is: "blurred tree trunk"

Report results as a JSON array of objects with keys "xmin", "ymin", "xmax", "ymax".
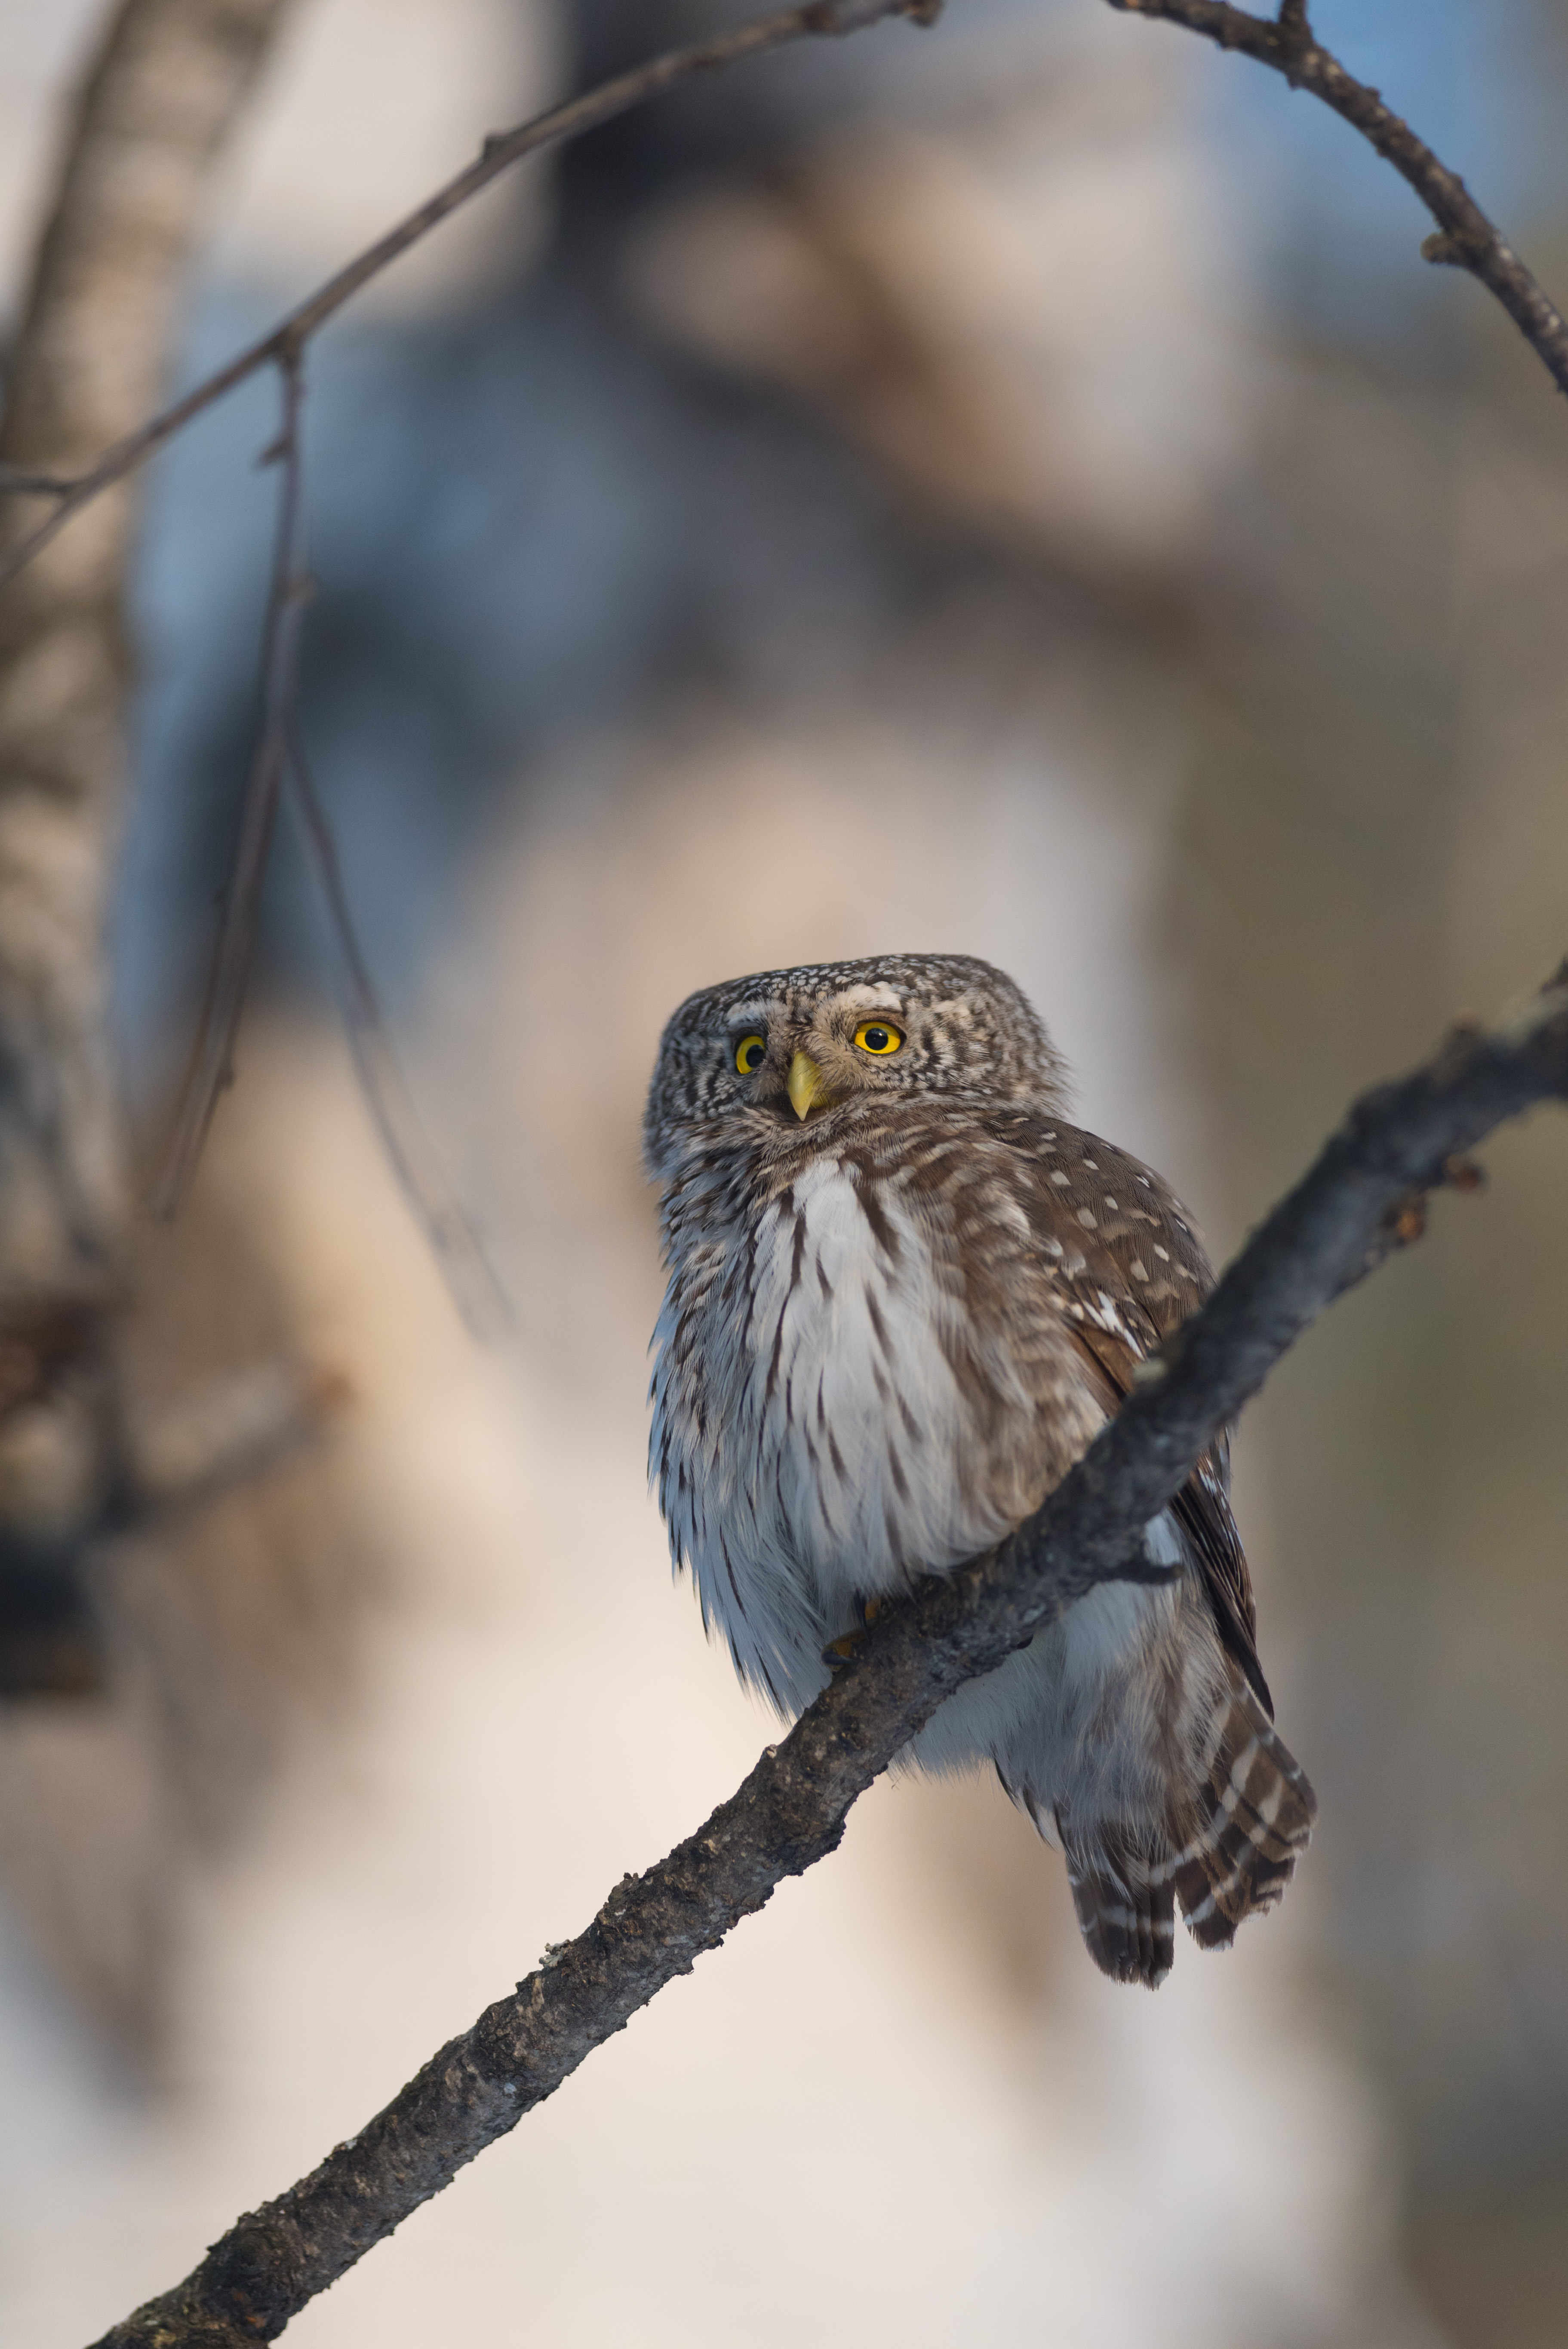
[{"xmin": 0, "ymin": 0, "xmax": 295, "ymax": 1690}]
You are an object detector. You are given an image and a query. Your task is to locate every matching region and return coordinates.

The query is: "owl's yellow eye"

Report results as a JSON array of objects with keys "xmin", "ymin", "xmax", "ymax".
[
  {"xmin": 734, "ymin": 1033, "xmax": 767, "ymax": 1075},
  {"xmin": 853, "ymin": 1020, "xmax": 904, "ymax": 1056}
]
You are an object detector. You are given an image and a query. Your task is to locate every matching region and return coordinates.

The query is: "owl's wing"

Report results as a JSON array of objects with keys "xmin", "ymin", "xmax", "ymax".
[{"xmin": 991, "ymin": 1112, "xmax": 1271, "ymax": 1715}]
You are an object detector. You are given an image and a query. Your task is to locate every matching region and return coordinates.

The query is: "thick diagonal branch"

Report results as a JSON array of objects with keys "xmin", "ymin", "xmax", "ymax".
[
  {"xmin": 89, "ymin": 967, "xmax": 1568, "ymax": 2349},
  {"xmin": 1107, "ymin": 0, "xmax": 1568, "ymax": 396}
]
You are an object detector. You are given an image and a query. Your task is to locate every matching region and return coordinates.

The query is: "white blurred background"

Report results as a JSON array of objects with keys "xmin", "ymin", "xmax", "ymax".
[{"xmin": 2, "ymin": 3, "xmax": 1566, "ymax": 2343}]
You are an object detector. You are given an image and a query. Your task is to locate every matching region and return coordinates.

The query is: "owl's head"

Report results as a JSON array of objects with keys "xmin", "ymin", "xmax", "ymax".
[{"xmin": 644, "ymin": 953, "xmax": 1069, "ymax": 1177}]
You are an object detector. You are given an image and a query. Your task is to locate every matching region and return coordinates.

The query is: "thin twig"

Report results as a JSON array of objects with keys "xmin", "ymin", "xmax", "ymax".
[
  {"xmin": 89, "ymin": 966, "xmax": 1568, "ymax": 2349},
  {"xmin": 152, "ymin": 354, "xmax": 510, "ymax": 1324},
  {"xmin": 148, "ymin": 281, "xmax": 508, "ymax": 1324},
  {"xmin": 0, "ymin": 0, "xmax": 927, "ymax": 589},
  {"xmin": 151, "ymin": 347, "xmax": 310, "ymax": 1219},
  {"xmin": 286, "ymin": 732, "xmax": 512, "ymax": 1340},
  {"xmin": 1107, "ymin": 0, "xmax": 1568, "ymax": 396}
]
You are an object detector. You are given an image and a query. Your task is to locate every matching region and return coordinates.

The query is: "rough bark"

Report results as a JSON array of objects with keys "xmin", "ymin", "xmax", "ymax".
[
  {"xmin": 0, "ymin": 0, "xmax": 297, "ymax": 1688},
  {"xmin": 89, "ymin": 969, "xmax": 1568, "ymax": 2348}
]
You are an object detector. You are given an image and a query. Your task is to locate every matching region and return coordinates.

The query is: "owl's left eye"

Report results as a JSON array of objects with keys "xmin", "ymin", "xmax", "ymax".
[
  {"xmin": 734, "ymin": 1033, "xmax": 767, "ymax": 1074},
  {"xmin": 853, "ymin": 1021, "xmax": 904, "ymax": 1056}
]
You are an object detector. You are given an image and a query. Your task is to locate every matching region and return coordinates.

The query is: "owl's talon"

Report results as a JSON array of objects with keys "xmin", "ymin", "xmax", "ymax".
[{"xmin": 823, "ymin": 1594, "xmax": 882, "ymax": 1665}]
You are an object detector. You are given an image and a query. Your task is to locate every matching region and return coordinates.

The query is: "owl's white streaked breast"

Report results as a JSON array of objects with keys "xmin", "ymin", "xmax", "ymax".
[{"xmin": 651, "ymin": 1150, "xmax": 1058, "ymax": 1712}]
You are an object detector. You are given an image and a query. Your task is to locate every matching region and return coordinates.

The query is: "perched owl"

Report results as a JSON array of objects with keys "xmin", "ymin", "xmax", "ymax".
[{"xmin": 644, "ymin": 953, "xmax": 1315, "ymax": 1986}]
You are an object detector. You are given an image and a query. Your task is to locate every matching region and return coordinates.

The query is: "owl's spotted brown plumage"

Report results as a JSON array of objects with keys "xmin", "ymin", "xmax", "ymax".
[{"xmin": 644, "ymin": 953, "xmax": 1315, "ymax": 1986}]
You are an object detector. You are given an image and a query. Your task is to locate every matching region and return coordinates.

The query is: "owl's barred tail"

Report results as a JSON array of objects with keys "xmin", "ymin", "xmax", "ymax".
[
  {"xmin": 1058, "ymin": 1674, "xmax": 1317, "ymax": 1990},
  {"xmin": 1167, "ymin": 1673, "xmax": 1317, "ymax": 1952},
  {"xmin": 1063, "ymin": 1828, "xmax": 1178, "ymax": 1989}
]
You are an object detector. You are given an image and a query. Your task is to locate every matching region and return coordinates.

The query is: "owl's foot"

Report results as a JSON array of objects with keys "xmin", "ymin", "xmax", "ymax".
[{"xmin": 822, "ymin": 1595, "xmax": 883, "ymax": 1666}]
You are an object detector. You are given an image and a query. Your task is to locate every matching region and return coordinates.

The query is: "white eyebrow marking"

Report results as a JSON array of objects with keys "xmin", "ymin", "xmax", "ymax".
[{"xmin": 833, "ymin": 982, "xmax": 904, "ymax": 1012}]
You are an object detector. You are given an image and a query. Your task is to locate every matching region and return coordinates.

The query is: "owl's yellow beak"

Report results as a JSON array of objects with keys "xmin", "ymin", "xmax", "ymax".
[{"xmin": 787, "ymin": 1050, "xmax": 829, "ymax": 1121}]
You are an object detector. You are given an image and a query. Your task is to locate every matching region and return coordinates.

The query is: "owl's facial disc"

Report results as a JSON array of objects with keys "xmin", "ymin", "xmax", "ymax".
[{"xmin": 644, "ymin": 956, "xmax": 1071, "ymax": 1183}]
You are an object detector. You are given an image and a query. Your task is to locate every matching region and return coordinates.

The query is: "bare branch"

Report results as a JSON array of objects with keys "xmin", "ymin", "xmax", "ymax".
[
  {"xmin": 151, "ymin": 351, "xmax": 310, "ymax": 1219},
  {"xmin": 1107, "ymin": 0, "xmax": 1568, "ymax": 397},
  {"xmin": 286, "ymin": 735, "xmax": 512, "ymax": 1341},
  {"xmin": 142, "ymin": 339, "xmax": 508, "ymax": 1323},
  {"xmin": 89, "ymin": 967, "xmax": 1568, "ymax": 2349},
  {"xmin": 0, "ymin": 0, "xmax": 931, "ymax": 590}
]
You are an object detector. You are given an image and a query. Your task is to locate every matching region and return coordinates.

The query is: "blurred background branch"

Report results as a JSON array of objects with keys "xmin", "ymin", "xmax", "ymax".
[
  {"xmin": 151, "ymin": 340, "xmax": 510, "ymax": 1335},
  {"xmin": 151, "ymin": 346, "xmax": 311, "ymax": 1219}
]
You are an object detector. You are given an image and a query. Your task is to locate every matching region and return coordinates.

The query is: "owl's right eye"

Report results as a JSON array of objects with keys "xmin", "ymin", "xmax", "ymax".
[{"xmin": 734, "ymin": 1034, "xmax": 767, "ymax": 1075}]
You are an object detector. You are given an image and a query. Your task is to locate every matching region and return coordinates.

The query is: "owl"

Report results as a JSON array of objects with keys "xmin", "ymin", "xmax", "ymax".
[{"xmin": 643, "ymin": 953, "xmax": 1315, "ymax": 1986}]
